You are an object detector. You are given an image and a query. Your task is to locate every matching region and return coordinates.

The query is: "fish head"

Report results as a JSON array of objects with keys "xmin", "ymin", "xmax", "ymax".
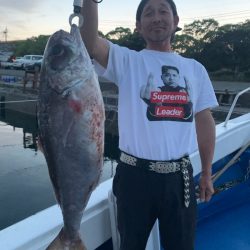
[{"xmin": 41, "ymin": 24, "xmax": 93, "ymax": 95}]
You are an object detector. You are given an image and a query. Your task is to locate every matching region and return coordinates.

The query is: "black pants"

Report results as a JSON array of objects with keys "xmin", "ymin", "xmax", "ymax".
[{"xmin": 112, "ymin": 162, "xmax": 197, "ymax": 250}]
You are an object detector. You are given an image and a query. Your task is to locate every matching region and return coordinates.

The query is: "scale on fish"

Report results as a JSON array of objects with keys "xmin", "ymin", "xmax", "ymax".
[{"xmin": 37, "ymin": 1, "xmax": 105, "ymax": 249}]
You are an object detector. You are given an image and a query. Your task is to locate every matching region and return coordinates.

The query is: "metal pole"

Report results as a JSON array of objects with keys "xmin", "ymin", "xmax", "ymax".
[{"xmin": 223, "ymin": 87, "xmax": 250, "ymax": 127}]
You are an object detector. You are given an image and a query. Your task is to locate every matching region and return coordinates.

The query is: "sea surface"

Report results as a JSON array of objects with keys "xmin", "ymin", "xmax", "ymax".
[{"xmin": 0, "ymin": 107, "xmax": 119, "ymax": 231}]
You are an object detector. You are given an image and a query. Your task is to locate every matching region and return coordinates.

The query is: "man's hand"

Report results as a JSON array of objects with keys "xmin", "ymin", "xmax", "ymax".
[
  {"xmin": 140, "ymin": 73, "xmax": 159, "ymax": 100},
  {"xmin": 199, "ymin": 172, "xmax": 214, "ymax": 202}
]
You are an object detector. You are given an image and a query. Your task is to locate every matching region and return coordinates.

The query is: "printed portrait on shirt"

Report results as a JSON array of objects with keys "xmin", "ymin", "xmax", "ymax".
[{"xmin": 140, "ymin": 65, "xmax": 193, "ymax": 122}]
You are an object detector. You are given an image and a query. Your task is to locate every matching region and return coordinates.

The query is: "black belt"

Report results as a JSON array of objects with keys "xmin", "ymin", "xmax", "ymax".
[{"xmin": 119, "ymin": 151, "xmax": 191, "ymax": 208}]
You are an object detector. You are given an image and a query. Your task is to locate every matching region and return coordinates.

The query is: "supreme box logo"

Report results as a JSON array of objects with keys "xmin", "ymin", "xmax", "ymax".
[{"xmin": 151, "ymin": 91, "xmax": 188, "ymax": 104}]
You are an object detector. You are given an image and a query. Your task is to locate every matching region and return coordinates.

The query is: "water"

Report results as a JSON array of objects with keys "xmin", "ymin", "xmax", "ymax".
[{"xmin": 0, "ymin": 108, "xmax": 119, "ymax": 231}]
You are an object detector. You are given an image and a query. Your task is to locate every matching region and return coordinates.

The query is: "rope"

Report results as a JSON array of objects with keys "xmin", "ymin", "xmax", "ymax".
[{"xmin": 0, "ymin": 100, "xmax": 37, "ymax": 104}]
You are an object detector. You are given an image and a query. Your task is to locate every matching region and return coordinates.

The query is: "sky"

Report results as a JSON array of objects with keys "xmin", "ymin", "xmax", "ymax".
[{"xmin": 0, "ymin": 0, "xmax": 250, "ymax": 41}]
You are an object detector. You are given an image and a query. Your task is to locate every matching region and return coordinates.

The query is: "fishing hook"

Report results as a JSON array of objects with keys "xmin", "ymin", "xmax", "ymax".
[
  {"xmin": 69, "ymin": 0, "xmax": 103, "ymax": 28},
  {"xmin": 69, "ymin": 0, "xmax": 84, "ymax": 28}
]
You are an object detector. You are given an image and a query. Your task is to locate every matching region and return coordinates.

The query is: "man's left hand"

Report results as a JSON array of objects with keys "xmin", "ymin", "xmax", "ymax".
[{"xmin": 199, "ymin": 173, "xmax": 214, "ymax": 202}]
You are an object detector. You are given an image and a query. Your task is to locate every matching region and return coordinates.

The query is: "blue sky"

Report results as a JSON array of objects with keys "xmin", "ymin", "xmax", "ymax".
[{"xmin": 0, "ymin": 0, "xmax": 250, "ymax": 41}]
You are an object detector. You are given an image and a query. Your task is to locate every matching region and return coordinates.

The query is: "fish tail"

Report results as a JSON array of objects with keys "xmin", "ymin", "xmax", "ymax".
[{"xmin": 46, "ymin": 228, "xmax": 87, "ymax": 250}]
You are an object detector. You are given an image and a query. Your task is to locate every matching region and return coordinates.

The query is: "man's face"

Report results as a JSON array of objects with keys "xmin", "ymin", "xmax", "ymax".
[
  {"xmin": 161, "ymin": 69, "xmax": 179, "ymax": 87},
  {"xmin": 136, "ymin": 0, "xmax": 179, "ymax": 45}
]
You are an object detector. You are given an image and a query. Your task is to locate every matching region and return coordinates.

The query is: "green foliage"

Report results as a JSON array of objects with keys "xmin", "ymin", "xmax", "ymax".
[
  {"xmin": 108, "ymin": 30, "xmax": 146, "ymax": 51},
  {"xmin": 14, "ymin": 35, "xmax": 49, "ymax": 56},
  {"xmin": 105, "ymin": 27, "xmax": 132, "ymax": 41},
  {"xmin": 104, "ymin": 27, "xmax": 146, "ymax": 51},
  {"xmin": 199, "ymin": 20, "xmax": 250, "ymax": 73},
  {"xmin": 183, "ymin": 19, "xmax": 219, "ymax": 42},
  {"xmin": 173, "ymin": 34, "xmax": 201, "ymax": 55},
  {"xmin": 172, "ymin": 19, "xmax": 250, "ymax": 80},
  {"xmin": 11, "ymin": 19, "xmax": 250, "ymax": 80},
  {"xmin": 98, "ymin": 30, "xmax": 105, "ymax": 38}
]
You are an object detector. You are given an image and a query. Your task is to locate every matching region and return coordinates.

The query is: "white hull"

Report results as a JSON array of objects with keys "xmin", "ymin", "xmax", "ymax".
[
  {"xmin": 0, "ymin": 179, "xmax": 113, "ymax": 250},
  {"xmin": 191, "ymin": 112, "xmax": 250, "ymax": 176}
]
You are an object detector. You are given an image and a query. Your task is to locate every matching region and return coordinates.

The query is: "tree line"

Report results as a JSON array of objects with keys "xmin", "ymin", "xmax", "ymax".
[{"xmin": 13, "ymin": 18, "xmax": 250, "ymax": 81}]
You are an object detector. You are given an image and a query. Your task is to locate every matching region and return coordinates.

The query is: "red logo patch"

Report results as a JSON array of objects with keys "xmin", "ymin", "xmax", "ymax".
[
  {"xmin": 155, "ymin": 106, "xmax": 184, "ymax": 118},
  {"xmin": 151, "ymin": 91, "xmax": 188, "ymax": 104}
]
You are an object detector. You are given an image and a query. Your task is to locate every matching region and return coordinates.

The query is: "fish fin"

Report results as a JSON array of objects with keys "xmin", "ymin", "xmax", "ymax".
[{"xmin": 46, "ymin": 229, "xmax": 87, "ymax": 250}]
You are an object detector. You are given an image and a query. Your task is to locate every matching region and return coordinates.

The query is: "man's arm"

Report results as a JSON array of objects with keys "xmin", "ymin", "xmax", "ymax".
[
  {"xmin": 195, "ymin": 108, "xmax": 216, "ymax": 202},
  {"xmin": 80, "ymin": 0, "xmax": 109, "ymax": 68}
]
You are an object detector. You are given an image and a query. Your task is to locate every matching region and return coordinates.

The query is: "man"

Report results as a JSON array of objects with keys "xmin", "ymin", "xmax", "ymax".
[{"xmin": 81, "ymin": 0, "xmax": 218, "ymax": 249}]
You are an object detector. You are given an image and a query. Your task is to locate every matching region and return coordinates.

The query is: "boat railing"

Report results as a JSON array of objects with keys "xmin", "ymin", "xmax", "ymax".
[
  {"xmin": 223, "ymin": 86, "xmax": 250, "ymax": 127},
  {"xmin": 212, "ymin": 140, "xmax": 250, "ymax": 183}
]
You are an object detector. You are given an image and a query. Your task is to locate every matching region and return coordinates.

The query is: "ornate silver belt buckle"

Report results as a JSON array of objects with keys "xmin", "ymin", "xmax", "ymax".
[{"xmin": 149, "ymin": 161, "xmax": 176, "ymax": 173}]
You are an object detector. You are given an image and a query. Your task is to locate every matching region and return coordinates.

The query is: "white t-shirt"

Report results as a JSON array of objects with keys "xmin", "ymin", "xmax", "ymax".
[{"xmin": 95, "ymin": 42, "xmax": 218, "ymax": 161}]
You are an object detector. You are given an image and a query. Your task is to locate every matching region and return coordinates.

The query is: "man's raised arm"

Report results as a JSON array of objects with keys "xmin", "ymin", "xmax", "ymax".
[{"xmin": 80, "ymin": 0, "xmax": 109, "ymax": 68}]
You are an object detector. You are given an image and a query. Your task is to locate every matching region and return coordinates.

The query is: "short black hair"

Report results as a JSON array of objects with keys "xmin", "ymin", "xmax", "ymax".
[
  {"xmin": 162, "ymin": 65, "xmax": 179, "ymax": 75},
  {"xmin": 136, "ymin": 0, "xmax": 178, "ymax": 21}
]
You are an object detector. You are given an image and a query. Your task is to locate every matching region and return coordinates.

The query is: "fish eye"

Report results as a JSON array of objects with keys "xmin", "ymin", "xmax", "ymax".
[
  {"xmin": 49, "ymin": 44, "xmax": 73, "ymax": 71},
  {"xmin": 52, "ymin": 44, "xmax": 65, "ymax": 57}
]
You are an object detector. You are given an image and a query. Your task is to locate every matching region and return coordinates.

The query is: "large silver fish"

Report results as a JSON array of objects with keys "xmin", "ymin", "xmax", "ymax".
[{"xmin": 37, "ymin": 24, "xmax": 105, "ymax": 250}]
